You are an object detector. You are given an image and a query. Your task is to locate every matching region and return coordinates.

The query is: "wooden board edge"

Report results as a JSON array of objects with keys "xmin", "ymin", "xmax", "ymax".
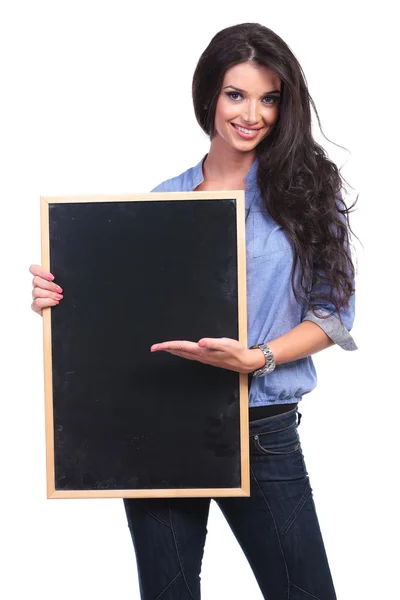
[
  {"xmin": 48, "ymin": 487, "xmax": 251, "ymax": 499},
  {"xmin": 40, "ymin": 191, "xmax": 245, "ymax": 203},
  {"xmin": 40, "ymin": 197, "xmax": 56, "ymax": 498},
  {"xmin": 236, "ymin": 190, "xmax": 250, "ymax": 495}
]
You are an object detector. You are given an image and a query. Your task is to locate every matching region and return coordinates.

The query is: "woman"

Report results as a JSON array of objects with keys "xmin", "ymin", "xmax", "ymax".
[{"xmin": 30, "ymin": 23, "xmax": 357, "ymax": 600}]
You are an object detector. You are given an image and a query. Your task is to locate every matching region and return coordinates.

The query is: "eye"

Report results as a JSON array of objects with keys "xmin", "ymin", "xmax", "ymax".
[
  {"xmin": 262, "ymin": 95, "xmax": 280, "ymax": 105},
  {"xmin": 225, "ymin": 91, "xmax": 243, "ymax": 101}
]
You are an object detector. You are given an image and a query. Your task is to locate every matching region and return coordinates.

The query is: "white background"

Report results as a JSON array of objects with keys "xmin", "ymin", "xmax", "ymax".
[{"xmin": 1, "ymin": 1, "xmax": 398, "ymax": 598}]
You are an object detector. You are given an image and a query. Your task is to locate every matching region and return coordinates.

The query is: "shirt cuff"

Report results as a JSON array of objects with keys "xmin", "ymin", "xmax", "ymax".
[{"xmin": 303, "ymin": 309, "xmax": 358, "ymax": 351}]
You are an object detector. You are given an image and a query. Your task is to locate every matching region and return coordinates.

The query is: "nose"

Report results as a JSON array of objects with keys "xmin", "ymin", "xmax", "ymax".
[{"xmin": 242, "ymin": 100, "xmax": 260, "ymax": 125}]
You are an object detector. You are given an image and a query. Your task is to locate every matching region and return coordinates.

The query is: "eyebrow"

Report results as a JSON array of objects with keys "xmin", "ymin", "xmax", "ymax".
[{"xmin": 223, "ymin": 85, "xmax": 281, "ymax": 95}]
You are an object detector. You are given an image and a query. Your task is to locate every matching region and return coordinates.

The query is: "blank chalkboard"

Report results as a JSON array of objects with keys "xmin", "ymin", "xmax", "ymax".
[{"xmin": 41, "ymin": 191, "xmax": 249, "ymax": 498}]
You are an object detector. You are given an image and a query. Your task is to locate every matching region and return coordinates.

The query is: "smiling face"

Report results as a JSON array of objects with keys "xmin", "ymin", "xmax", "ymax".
[{"xmin": 213, "ymin": 61, "xmax": 281, "ymax": 153}]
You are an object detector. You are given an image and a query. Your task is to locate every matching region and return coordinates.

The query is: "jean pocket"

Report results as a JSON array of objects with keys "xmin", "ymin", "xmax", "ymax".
[{"xmin": 252, "ymin": 427, "xmax": 301, "ymax": 455}]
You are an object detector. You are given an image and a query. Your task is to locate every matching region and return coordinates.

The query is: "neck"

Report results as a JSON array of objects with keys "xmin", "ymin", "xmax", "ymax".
[{"xmin": 203, "ymin": 137, "xmax": 256, "ymax": 183}]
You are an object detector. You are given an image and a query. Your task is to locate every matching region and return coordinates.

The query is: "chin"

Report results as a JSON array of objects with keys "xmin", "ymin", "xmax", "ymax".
[
  {"xmin": 230, "ymin": 139, "xmax": 259, "ymax": 152},
  {"xmin": 228, "ymin": 130, "xmax": 268, "ymax": 151}
]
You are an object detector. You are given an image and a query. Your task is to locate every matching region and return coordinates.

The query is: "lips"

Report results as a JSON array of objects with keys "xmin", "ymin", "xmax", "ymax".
[
  {"xmin": 231, "ymin": 123, "xmax": 261, "ymax": 139},
  {"xmin": 232, "ymin": 123, "xmax": 260, "ymax": 132}
]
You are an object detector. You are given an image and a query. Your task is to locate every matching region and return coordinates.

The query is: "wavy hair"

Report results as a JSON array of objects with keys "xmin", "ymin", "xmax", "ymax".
[{"xmin": 192, "ymin": 23, "xmax": 358, "ymax": 320}]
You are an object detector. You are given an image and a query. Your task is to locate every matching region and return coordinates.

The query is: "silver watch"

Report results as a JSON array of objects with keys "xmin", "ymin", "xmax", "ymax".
[{"xmin": 250, "ymin": 343, "xmax": 276, "ymax": 376}]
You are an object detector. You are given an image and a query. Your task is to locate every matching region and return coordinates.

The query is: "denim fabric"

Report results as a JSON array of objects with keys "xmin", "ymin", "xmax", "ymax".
[
  {"xmin": 151, "ymin": 156, "xmax": 357, "ymax": 407},
  {"xmin": 124, "ymin": 409, "xmax": 336, "ymax": 599}
]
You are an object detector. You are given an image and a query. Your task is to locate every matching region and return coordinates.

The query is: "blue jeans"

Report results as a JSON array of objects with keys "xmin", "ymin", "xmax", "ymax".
[{"xmin": 124, "ymin": 408, "xmax": 336, "ymax": 599}]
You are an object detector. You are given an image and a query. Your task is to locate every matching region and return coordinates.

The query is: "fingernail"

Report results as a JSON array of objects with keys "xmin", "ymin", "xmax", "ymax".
[
  {"xmin": 48, "ymin": 274, "xmax": 55, "ymax": 281},
  {"xmin": 56, "ymin": 286, "xmax": 63, "ymax": 293},
  {"xmin": 56, "ymin": 294, "xmax": 63, "ymax": 300}
]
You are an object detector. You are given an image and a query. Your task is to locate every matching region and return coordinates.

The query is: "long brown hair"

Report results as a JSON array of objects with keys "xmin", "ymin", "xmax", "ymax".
[{"xmin": 192, "ymin": 23, "xmax": 357, "ymax": 320}]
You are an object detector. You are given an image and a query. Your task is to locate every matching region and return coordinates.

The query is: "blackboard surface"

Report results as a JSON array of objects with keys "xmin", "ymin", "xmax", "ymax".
[{"xmin": 41, "ymin": 192, "xmax": 249, "ymax": 498}]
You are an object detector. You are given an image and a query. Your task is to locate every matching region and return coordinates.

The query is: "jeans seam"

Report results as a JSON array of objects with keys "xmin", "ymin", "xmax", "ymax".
[
  {"xmin": 253, "ymin": 436, "xmax": 300, "ymax": 456},
  {"xmin": 168, "ymin": 501, "xmax": 196, "ymax": 600},
  {"xmin": 281, "ymin": 481, "xmax": 312, "ymax": 537},
  {"xmin": 250, "ymin": 467, "xmax": 290, "ymax": 599},
  {"xmin": 137, "ymin": 502, "xmax": 171, "ymax": 529},
  {"xmin": 155, "ymin": 571, "xmax": 183, "ymax": 600},
  {"xmin": 290, "ymin": 582, "xmax": 321, "ymax": 600},
  {"xmin": 249, "ymin": 421, "xmax": 297, "ymax": 439}
]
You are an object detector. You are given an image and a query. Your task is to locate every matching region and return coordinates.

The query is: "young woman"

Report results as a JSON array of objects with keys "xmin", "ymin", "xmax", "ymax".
[{"xmin": 30, "ymin": 22, "xmax": 357, "ymax": 600}]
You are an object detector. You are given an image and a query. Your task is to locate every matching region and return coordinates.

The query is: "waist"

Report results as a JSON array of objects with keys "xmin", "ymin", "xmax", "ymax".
[
  {"xmin": 247, "ymin": 356, "xmax": 317, "ymax": 405},
  {"xmin": 249, "ymin": 402, "xmax": 298, "ymax": 421},
  {"xmin": 247, "ymin": 374, "xmax": 298, "ymax": 421}
]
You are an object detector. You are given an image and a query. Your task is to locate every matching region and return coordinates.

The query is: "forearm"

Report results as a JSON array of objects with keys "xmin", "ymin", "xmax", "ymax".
[{"xmin": 250, "ymin": 321, "xmax": 335, "ymax": 370}]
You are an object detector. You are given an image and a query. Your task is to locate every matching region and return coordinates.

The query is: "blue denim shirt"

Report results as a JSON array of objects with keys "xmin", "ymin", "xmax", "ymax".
[{"xmin": 151, "ymin": 155, "xmax": 357, "ymax": 406}]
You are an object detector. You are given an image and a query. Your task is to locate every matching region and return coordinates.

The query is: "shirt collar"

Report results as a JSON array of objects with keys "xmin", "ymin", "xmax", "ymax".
[
  {"xmin": 189, "ymin": 155, "xmax": 207, "ymax": 190},
  {"xmin": 189, "ymin": 154, "xmax": 259, "ymax": 191}
]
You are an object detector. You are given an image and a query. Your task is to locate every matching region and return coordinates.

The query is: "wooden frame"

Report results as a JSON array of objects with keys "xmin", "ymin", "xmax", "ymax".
[{"xmin": 41, "ymin": 191, "xmax": 249, "ymax": 499}]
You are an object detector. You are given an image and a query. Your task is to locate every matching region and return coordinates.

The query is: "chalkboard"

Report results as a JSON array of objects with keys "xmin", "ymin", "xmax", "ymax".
[{"xmin": 41, "ymin": 191, "xmax": 249, "ymax": 498}]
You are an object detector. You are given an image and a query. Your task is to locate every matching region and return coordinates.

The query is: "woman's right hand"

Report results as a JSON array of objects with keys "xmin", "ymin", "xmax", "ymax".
[{"xmin": 29, "ymin": 264, "xmax": 64, "ymax": 316}]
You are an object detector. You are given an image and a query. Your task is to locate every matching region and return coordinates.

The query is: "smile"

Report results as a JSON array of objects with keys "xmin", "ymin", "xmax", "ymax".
[{"xmin": 231, "ymin": 123, "xmax": 261, "ymax": 139}]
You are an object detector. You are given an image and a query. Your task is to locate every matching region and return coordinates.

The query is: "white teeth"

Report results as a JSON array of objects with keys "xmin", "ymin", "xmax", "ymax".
[{"xmin": 234, "ymin": 125, "xmax": 258, "ymax": 135}]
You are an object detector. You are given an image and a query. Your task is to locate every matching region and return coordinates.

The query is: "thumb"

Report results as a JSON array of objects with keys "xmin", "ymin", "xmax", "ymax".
[{"xmin": 198, "ymin": 338, "xmax": 224, "ymax": 350}]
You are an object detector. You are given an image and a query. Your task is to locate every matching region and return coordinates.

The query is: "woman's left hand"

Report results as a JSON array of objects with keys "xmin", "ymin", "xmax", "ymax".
[{"xmin": 150, "ymin": 337, "xmax": 265, "ymax": 374}]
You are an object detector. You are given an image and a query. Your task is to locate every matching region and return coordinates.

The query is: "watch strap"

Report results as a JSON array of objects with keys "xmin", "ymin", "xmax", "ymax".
[{"xmin": 250, "ymin": 343, "xmax": 276, "ymax": 376}]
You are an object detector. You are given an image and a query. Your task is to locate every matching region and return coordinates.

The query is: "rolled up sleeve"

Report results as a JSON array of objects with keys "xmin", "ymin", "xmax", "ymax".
[{"xmin": 302, "ymin": 294, "xmax": 357, "ymax": 351}]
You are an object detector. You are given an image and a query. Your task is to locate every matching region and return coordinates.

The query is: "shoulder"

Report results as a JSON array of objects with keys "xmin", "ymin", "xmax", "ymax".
[
  {"xmin": 151, "ymin": 172, "xmax": 188, "ymax": 193},
  {"xmin": 150, "ymin": 156, "xmax": 205, "ymax": 192}
]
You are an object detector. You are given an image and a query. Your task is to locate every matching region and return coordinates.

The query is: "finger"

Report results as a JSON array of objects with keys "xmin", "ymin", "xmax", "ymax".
[
  {"xmin": 165, "ymin": 350, "xmax": 218, "ymax": 366},
  {"xmin": 32, "ymin": 274, "xmax": 63, "ymax": 294},
  {"xmin": 164, "ymin": 350, "xmax": 227, "ymax": 369},
  {"xmin": 151, "ymin": 341, "xmax": 198, "ymax": 353},
  {"xmin": 31, "ymin": 304, "xmax": 42, "ymax": 316},
  {"xmin": 32, "ymin": 287, "xmax": 63, "ymax": 301},
  {"xmin": 198, "ymin": 338, "xmax": 227, "ymax": 351},
  {"xmin": 29, "ymin": 264, "xmax": 55, "ymax": 281},
  {"xmin": 31, "ymin": 297, "xmax": 59, "ymax": 313},
  {"xmin": 166, "ymin": 350, "xmax": 197, "ymax": 360}
]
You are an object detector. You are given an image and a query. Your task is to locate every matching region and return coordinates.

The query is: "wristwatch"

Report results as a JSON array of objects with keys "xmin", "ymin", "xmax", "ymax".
[{"xmin": 250, "ymin": 343, "xmax": 276, "ymax": 376}]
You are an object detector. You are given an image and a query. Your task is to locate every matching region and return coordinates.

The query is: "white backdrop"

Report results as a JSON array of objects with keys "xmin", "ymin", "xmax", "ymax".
[{"xmin": 1, "ymin": 1, "xmax": 398, "ymax": 598}]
